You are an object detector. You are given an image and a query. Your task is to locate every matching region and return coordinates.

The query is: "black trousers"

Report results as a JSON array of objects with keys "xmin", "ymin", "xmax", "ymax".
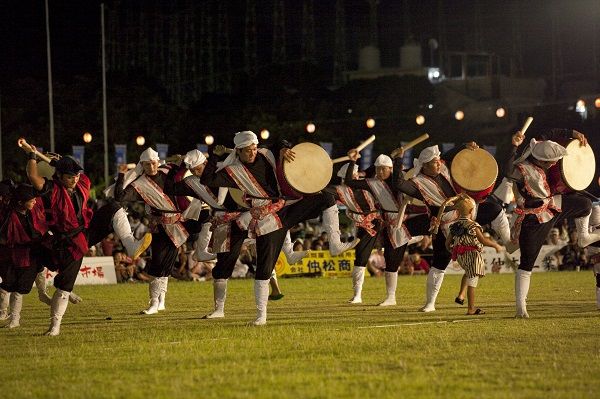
[
  {"xmin": 0, "ymin": 263, "xmax": 43, "ymax": 294},
  {"xmin": 87, "ymin": 199, "xmax": 121, "ymax": 247},
  {"xmin": 518, "ymin": 193, "xmax": 591, "ymax": 271},
  {"xmin": 146, "ymin": 226, "xmax": 180, "ymax": 277},
  {"xmin": 353, "ymin": 220, "xmax": 408, "ymax": 273},
  {"xmin": 53, "ymin": 257, "xmax": 84, "ymax": 292},
  {"xmin": 212, "ymin": 191, "xmax": 336, "ymax": 281},
  {"xmin": 404, "ymin": 200, "xmax": 503, "ymax": 271}
]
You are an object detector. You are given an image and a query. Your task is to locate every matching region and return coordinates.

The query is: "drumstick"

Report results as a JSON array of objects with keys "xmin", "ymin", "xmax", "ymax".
[
  {"xmin": 17, "ymin": 138, "xmax": 53, "ymax": 163},
  {"xmin": 401, "ymin": 133, "xmax": 430, "ymax": 151},
  {"xmin": 355, "ymin": 135, "xmax": 376, "ymax": 152},
  {"xmin": 332, "ymin": 154, "xmax": 361, "ymax": 164},
  {"xmin": 520, "ymin": 117, "xmax": 533, "ymax": 135}
]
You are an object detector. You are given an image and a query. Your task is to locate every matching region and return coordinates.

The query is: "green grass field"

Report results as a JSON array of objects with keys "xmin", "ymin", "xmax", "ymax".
[{"xmin": 1, "ymin": 272, "xmax": 599, "ymax": 399}]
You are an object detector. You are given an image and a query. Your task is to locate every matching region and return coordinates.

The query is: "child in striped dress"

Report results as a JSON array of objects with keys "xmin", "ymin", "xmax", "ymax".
[{"xmin": 445, "ymin": 195, "xmax": 502, "ymax": 315}]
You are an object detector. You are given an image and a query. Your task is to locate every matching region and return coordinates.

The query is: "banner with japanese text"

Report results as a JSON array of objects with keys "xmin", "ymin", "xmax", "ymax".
[
  {"xmin": 275, "ymin": 250, "xmax": 356, "ymax": 278},
  {"xmin": 45, "ymin": 256, "xmax": 117, "ymax": 286}
]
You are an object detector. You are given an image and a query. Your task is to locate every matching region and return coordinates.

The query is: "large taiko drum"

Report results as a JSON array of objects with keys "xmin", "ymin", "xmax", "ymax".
[
  {"xmin": 282, "ymin": 142, "xmax": 333, "ymax": 195},
  {"xmin": 548, "ymin": 139, "xmax": 596, "ymax": 193},
  {"xmin": 451, "ymin": 148, "xmax": 498, "ymax": 202},
  {"xmin": 229, "ymin": 188, "xmax": 250, "ymax": 209}
]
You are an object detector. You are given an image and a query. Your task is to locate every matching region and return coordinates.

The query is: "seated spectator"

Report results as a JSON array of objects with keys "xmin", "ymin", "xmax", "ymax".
[
  {"xmin": 559, "ymin": 230, "xmax": 587, "ymax": 271},
  {"xmin": 311, "ymin": 239, "xmax": 324, "ymax": 251},
  {"xmin": 546, "ymin": 227, "xmax": 568, "ymax": 247},
  {"xmin": 293, "ymin": 240, "xmax": 305, "ymax": 252},
  {"xmin": 410, "ymin": 253, "xmax": 430, "ymax": 275},
  {"xmin": 398, "ymin": 253, "xmax": 414, "ymax": 275},
  {"xmin": 113, "ymin": 251, "xmax": 137, "ymax": 283},
  {"xmin": 367, "ymin": 248, "xmax": 385, "ymax": 277}
]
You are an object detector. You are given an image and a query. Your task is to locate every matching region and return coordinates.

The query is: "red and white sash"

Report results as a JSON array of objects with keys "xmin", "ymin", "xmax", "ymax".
[
  {"xmin": 511, "ymin": 161, "xmax": 562, "ymax": 241},
  {"xmin": 181, "ymin": 175, "xmax": 225, "ymax": 221},
  {"xmin": 410, "ymin": 164, "xmax": 459, "ymax": 236},
  {"xmin": 366, "ymin": 178, "xmax": 411, "ymax": 248},
  {"xmin": 132, "ymin": 174, "xmax": 189, "ymax": 248},
  {"xmin": 224, "ymin": 149, "xmax": 285, "ymax": 237},
  {"xmin": 335, "ymin": 185, "xmax": 380, "ymax": 236}
]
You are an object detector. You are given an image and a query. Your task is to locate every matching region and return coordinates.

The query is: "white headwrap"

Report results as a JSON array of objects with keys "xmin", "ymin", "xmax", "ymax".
[
  {"xmin": 531, "ymin": 139, "xmax": 567, "ymax": 162},
  {"xmin": 140, "ymin": 147, "xmax": 160, "ymax": 162},
  {"xmin": 374, "ymin": 154, "xmax": 393, "ymax": 167},
  {"xmin": 103, "ymin": 147, "xmax": 162, "ymax": 197},
  {"xmin": 183, "ymin": 149, "xmax": 207, "ymax": 169},
  {"xmin": 413, "ymin": 145, "xmax": 441, "ymax": 175},
  {"xmin": 218, "ymin": 131, "xmax": 259, "ymax": 171},
  {"xmin": 337, "ymin": 163, "xmax": 359, "ymax": 178}
]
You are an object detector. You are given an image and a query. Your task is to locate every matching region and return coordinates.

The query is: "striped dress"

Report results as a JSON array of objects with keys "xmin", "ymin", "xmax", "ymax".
[{"xmin": 449, "ymin": 217, "xmax": 485, "ymax": 278}]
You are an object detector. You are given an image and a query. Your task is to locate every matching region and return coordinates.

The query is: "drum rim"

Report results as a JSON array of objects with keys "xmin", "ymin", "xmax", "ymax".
[
  {"xmin": 560, "ymin": 140, "xmax": 596, "ymax": 191},
  {"xmin": 451, "ymin": 148, "xmax": 498, "ymax": 191},
  {"xmin": 282, "ymin": 142, "xmax": 333, "ymax": 194}
]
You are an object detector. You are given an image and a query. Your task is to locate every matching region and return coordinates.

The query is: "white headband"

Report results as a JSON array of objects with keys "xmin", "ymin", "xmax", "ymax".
[
  {"xmin": 234, "ymin": 131, "xmax": 258, "ymax": 149},
  {"xmin": 183, "ymin": 149, "xmax": 207, "ymax": 169},
  {"xmin": 413, "ymin": 145, "xmax": 440, "ymax": 175},
  {"xmin": 337, "ymin": 163, "xmax": 359, "ymax": 178},
  {"xmin": 374, "ymin": 154, "xmax": 393, "ymax": 167},
  {"xmin": 140, "ymin": 147, "xmax": 160, "ymax": 162}
]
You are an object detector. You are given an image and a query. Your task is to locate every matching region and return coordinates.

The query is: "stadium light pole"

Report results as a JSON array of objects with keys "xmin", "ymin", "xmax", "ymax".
[
  {"xmin": 101, "ymin": 3, "xmax": 109, "ymax": 187},
  {"xmin": 45, "ymin": 0, "xmax": 55, "ymax": 152},
  {"xmin": 0, "ymin": 94, "xmax": 3, "ymax": 180}
]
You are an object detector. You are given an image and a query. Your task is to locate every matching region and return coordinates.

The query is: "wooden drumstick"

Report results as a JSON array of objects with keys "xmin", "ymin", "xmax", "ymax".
[
  {"xmin": 520, "ymin": 117, "xmax": 533, "ymax": 135},
  {"xmin": 331, "ymin": 135, "xmax": 375, "ymax": 164},
  {"xmin": 401, "ymin": 133, "xmax": 430, "ymax": 151},
  {"xmin": 355, "ymin": 135, "xmax": 376, "ymax": 152},
  {"xmin": 17, "ymin": 138, "xmax": 53, "ymax": 163}
]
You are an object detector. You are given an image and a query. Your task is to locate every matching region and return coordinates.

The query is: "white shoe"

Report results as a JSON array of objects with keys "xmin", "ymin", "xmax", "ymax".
[
  {"xmin": 419, "ymin": 304, "xmax": 436, "ymax": 313},
  {"xmin": 285, "ymin": 250, "xmax": 308, "ymax": 265},
  {"xmin": 193, "ymin": 250, "xmax": 217, "ymax": 262},
  {"xmin": 204, "ymin": 309, "xmax": 225, "ymax": 319},
  {"xmin": 348, "ymin": 296, "xmax": 362, "ymax": 304},
  {"xmin": 69, "ymin": 292, "xmax": 82, "ymax": 304},
  {"xmin": 515, "ymin": 310, "xmax": 530, "ymax": 319},
  {"xmin": 0, "ymin": 310, "xmax": 9, "ymax": 321},
  {"xmin": 141, "ymin": 279, "xmax": 161, "ymax": 315},
  {"xmin": 378, "ymin": 297, "xmax": 397, "ymax": 307},
  {"xmin": 141, "ymin": 301, "xmax": 159, "ymax": 315},
  {"xmin": 4, "ymin": 318, "xmax": 20, "ymax": 328}
]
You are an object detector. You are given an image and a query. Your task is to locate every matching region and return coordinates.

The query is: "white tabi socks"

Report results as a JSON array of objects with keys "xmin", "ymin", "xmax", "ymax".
[
  {"xmin": 491, "ymin": 209, "xmax": 518, "ymax": 253},
  {"xmin": 157, "ymin": 277, "xmax": 168, "ymax": 311},
  {"xmin": 141, "ymin": 278, "xmax": 162, "ymax": 315},
  {"xmin": 515, "ymin": 269, "xmax": 531, "ymax": 318},
  {"xmin": 282, "ymin": 230, "xmax": 308, "ymax": 264},
  {"xmin": 45, "ymin": 289, "xmax": 70, "ymax": 336},
  {"xmin": 322, "ymin": 205, "xmax": 360, "ymax": 256},
  {"xmin": 113, "ymin": 208, "xmax": 152, "ymax": 259},
  {"xmin": 193, "ymin": 222, "xmax": 217, "ymax": 262},
  {"xmin": 35, "ymin": 271, "xmax": 52, "ymax": 305},
  {"xmin": 0, "ymin": 288, "xmax": 10, "ymax": 320},
  {"xmin": 575, "ymin": 214, "xmax": 600, "ymax": 248},
  {"xmin": 348, "ymin": 266, "xmax": 365, "ymax": 304},
  {"xmin": 204, "ymin": 279, "xmax": 227, "ymax": 319},
  {"xmin": 378, "ymin": 271, "xmax": 398, "ymax": 306},
  {"xmin": 419, "ymin": 267, "xmax": 445, "ymax": 312},
  {"xmin": 253, "ymin": 279, "xmax": 270, "ymax": 326},
  {"xmin": 4, "ymin": 292, "xmax": 23, "ymax": 328}
]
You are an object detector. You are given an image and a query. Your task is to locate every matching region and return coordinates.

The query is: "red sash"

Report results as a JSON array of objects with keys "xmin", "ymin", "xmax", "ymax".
[
  {"xmin": 48, "ymin": 175, "xmax": 92, "ymax": 261},
  {"xmin": 6, "ymin": 200, "xmax": 48, "ymax": 267}
]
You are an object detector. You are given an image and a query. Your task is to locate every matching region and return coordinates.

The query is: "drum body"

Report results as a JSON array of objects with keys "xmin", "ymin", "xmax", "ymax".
[
  {"xmin": 450, "ymin": 148, "xmax": 498, "ymax": 203},
  {"xmin": 282, "ymin": 143, "xmax": 333, "ymax": 195},
  {"xmin": 548, "ymin": 140, "xmax": 595, "ymax": 193}
]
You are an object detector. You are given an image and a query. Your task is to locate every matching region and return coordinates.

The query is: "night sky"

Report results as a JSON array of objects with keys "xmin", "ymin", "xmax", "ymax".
[{"xmin": 1, "ymin": 0, "xmax": 598, "ymax": 82}]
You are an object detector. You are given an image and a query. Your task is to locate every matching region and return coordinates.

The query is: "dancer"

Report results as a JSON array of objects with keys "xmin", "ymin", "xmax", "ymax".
[
  {"xmin": 506, "ymin": 128, "xmax": 599, "ymax": 317},
  {"xmin": 201, "ymin": 131, "xmax": 358, "ymax": 325},
  {"xmin": 390, "ymin": 143, "xmax": 505, "ymax": 312}
]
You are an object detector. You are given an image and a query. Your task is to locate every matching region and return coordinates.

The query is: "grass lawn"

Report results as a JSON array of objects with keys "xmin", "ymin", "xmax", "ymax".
[{"xmin": 1, "ymin": 272, "xmax": 599, "ymax": 399}]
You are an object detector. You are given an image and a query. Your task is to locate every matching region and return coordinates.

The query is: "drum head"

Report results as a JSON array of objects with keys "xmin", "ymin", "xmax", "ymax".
[
  {"xmin": 37, "ymin": 161, "xmax": 55, "ymax": 179},
  {"xmin": 562, "ymin": 140, "xmax": 596, "ymax": 191},
  {"xmin": 229, "ymin": 188, "xmax": 250, "ymax": 209},
  {"xmin": 283, "ymin": 143, "xmax": 333, "ymax": 194},
  {"xmin": 451, "ymin": 148, "xmax": 498, "ymax": 191}
]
